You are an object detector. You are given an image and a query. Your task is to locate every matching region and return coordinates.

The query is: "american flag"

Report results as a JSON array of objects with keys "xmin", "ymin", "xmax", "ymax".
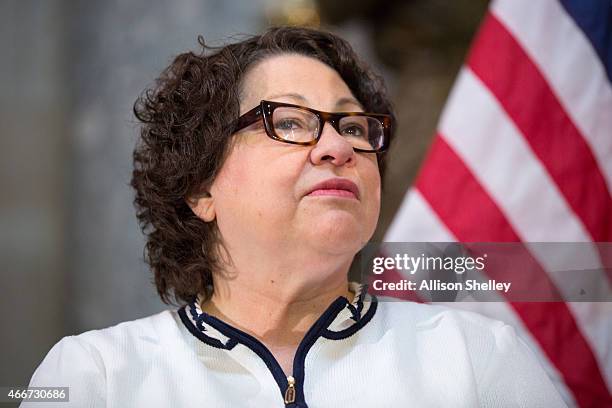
[{"xmin": 383, "ymin": 0, "xmax": 612, "ymax": 406}]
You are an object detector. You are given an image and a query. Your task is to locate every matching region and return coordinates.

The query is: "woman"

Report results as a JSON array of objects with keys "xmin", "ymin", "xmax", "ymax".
[{"xmin": 23, "ymin": 26, "xmax": 566, "ymax": 407}]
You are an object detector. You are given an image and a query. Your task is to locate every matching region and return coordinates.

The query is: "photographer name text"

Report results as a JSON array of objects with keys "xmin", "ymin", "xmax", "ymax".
[{"xmin": 371, "ymin": 279, "xmax": 512, "ymax": 293}]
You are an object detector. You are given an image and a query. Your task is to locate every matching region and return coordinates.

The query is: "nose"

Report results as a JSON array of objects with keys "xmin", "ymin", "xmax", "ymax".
[{"xmin": 309, "ymin": 122, "xmax": 356, "ymax": 167}]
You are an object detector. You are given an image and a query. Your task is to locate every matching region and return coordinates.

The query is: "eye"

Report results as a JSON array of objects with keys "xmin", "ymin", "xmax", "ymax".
[
  {"xmin": 274, "ymin": 118, "xmax": 306, "ymax": 131},
  {"xmin": 340, "ymin": 123, "xmax": 366, "ymax": 137}
]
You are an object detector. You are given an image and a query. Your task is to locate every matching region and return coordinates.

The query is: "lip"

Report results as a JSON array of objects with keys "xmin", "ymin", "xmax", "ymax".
[{"xmin": 305, "ymin": 178, "xmax": 360, "ymax": 200}]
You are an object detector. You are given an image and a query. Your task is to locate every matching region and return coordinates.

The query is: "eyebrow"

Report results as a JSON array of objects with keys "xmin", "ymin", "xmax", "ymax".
[{"xmin": 265, "ymin": 93, "xmax": 364, "ymax": 111}]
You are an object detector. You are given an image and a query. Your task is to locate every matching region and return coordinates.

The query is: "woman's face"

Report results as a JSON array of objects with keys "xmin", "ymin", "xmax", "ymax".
[{"xmin": 196, "ymin": 54, "xmax": 381, "ymax": 260}]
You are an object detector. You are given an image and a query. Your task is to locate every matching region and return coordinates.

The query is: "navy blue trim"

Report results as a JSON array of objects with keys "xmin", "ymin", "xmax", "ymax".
[
  {"xmin": 197, "ymin": 297, "xmax": 348, "ymax": 406},
  {"xmin": 188, "ymin": 302, "xmax": 207, "ymax": 332},
  {"xmin": 292, "ymin": 297, "xmax": 348, "ymax": 405},
  {"xmin": 345, "ymin": 283, "xmax": 369, "ymax": 321},
  {"xmin": 178, "ymin": 307, "xmax": 238, "ymax": 350},
  {"xmin": 560, "ymin": 0, "xmax": 612, "ymax": 83},
  {"xmin": 200, "ymin": 312, "xmax": 293, "ymax": 400},
  {"xmin": 322, "ymin": 295, "xmax": 378, "ymax": 340},
  {"xmin": 177, "ymin": 287, "xmax": 376, "ymax": 406}
]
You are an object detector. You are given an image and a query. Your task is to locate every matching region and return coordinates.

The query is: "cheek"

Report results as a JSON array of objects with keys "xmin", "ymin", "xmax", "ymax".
[
  {"xmin": 358, "ymin": 158, "xmax": 382, "ymax": 243},
  {"xmin": 212, "ymin": 146, "xmax": 302, "ymax": 226},
  {"xmin": 362, "ymin": 157, "xmax": 382, "ymax": 213},
  {"xmin": 212, "ymin": 156, "xmax": 248, "ymax": 205}
]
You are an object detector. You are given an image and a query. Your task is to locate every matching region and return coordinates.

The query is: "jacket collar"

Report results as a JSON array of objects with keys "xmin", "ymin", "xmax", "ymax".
[{"xmin": 179, "ymin": 282, "xmax": 377, "ymax": 349}]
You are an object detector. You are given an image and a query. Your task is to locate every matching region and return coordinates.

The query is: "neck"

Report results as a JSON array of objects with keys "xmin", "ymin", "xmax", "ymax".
[{"xmin": 200, "ymin": 251, "xmax": 356, "ymax": 348}]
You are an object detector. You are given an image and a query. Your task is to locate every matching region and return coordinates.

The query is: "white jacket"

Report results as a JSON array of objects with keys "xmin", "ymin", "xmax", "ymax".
[{"xmin": 23, "ymin": 283, "xmax": 566, "ymax": 407}]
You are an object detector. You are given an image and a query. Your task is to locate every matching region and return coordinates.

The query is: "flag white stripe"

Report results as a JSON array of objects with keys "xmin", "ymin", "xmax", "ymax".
[
  {"xmin": 439, "ymin": 67, "xmax": 612, "ymax": 391},
  {"xmin": 439, "ymin": 69, "xmax": 609, "ymax": 293},
  {"xmin": 491, "ymin": 0, "xmax": 612, "ymax": 195},
  {"xmin": 439, "ymin": 68, "xmax": 592, "ymax": 244},
  {"xmin": 384, "ymin": 189, "xmax": 454, "ymax": 242},
  {"xmin": 384, "ymin": 190, "xmax": 576, "ymax": 404}
]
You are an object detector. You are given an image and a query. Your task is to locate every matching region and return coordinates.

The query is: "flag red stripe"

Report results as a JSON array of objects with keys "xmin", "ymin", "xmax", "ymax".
[
  {"xmin": 415, "ymin": 136, "xmax": 611, "ymax": 406},
  {"xmin": 467, "ymin": 12, "xmax": 612, "ymax": 242}
]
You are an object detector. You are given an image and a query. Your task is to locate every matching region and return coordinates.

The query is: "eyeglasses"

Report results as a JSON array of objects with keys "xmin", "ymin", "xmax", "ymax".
[{"xmin": 231, "ymin": 100, "xmax": 392, "ymax": 153}]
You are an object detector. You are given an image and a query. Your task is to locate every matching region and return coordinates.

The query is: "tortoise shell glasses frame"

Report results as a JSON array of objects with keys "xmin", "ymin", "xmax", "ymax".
[{"xmin": 231, "ymin": 100, "xmax": 392, "ymax": 153}]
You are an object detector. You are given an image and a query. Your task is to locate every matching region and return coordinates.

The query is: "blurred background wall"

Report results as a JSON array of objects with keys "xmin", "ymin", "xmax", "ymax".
[{"xmin": 0, "ymin": 0, "xmax": 487, "ymax": 395}]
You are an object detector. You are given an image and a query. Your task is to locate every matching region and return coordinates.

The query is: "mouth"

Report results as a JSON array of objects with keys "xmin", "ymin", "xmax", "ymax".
[{"xmin": 306, "ymin": 178, "xmax": 360, "ymax": 200}]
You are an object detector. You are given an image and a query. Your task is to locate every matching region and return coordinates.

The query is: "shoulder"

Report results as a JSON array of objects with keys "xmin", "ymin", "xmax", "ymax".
[
  {"xmin": 24, "ymin": 310, "xmax": 183, "ymax": 407},
  {"xmin": 374, "ymin": 300, "xmax": 529, "ymax": 365},
  {"xmin": 375, "ymin": 298, "xmax": 509, "ymax": 339},
  {"xmin": 74, "ymin": 309, "xmax": 179, "ymax": 355},
  {"xmin": 373, "ymin": 300, "xmax": 520, "ymax": 380},
  {"xmin": 371, "ymin": 300, "xmax": 566, "ymax": 406}
]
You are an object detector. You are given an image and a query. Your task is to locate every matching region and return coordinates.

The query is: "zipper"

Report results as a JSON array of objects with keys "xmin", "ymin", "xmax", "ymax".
[
  {"xmin": 199, "ymin": 297, "xmax": 347, "ymax": 406},
  {"xmin": 180, "ymin": 293, "xmax": 371, "ymax": 406},
  {"xmin": 284, "ymin": 375, "xmax": 296, "ymax": 404}
]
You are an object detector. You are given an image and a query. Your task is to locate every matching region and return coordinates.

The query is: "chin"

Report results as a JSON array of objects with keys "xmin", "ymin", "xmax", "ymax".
[
  {"xmin": 308, "ymin": 225, "xmax": 369, "ymax": 255},
  {"xmin": 297, "ymin": 209, "xmax": 377, "ymax": 252}
]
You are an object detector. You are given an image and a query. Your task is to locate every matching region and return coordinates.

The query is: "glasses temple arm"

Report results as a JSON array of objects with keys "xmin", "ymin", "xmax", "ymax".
[{"xmin": 231, "ymin": 106, "xmax": 262, "ymax": 133}]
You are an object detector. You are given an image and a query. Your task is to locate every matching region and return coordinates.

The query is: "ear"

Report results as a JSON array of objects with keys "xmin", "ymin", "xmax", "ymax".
[{"xmin": 186, "ymin": 191, "xmax": 216, "ymax": 222}]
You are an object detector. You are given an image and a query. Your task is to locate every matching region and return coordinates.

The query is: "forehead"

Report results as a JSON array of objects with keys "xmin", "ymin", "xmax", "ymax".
[{"xmin": 239, "ymin": 54, "xmax": 360, "ymax": 113}]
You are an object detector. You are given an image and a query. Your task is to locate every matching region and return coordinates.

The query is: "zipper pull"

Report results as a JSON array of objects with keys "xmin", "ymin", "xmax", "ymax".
[{"xmin": 284, "ymin": 375, "xmax": 296, "ymax": 404}]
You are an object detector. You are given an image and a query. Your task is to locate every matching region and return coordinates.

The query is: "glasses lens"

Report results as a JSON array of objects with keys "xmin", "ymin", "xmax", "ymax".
[
  {"xmin": 272, "ymin": 107, "xmax": 319, "ymax": 143},
  {"xmin": 339, "ymin": 116, "xmax": 384, "ymax": 151}
]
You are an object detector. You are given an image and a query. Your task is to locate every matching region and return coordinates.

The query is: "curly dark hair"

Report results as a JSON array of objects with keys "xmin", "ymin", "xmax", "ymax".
[{"xmin": 132, "ymin": 26, "xmax": 396, "ymax": 305}]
